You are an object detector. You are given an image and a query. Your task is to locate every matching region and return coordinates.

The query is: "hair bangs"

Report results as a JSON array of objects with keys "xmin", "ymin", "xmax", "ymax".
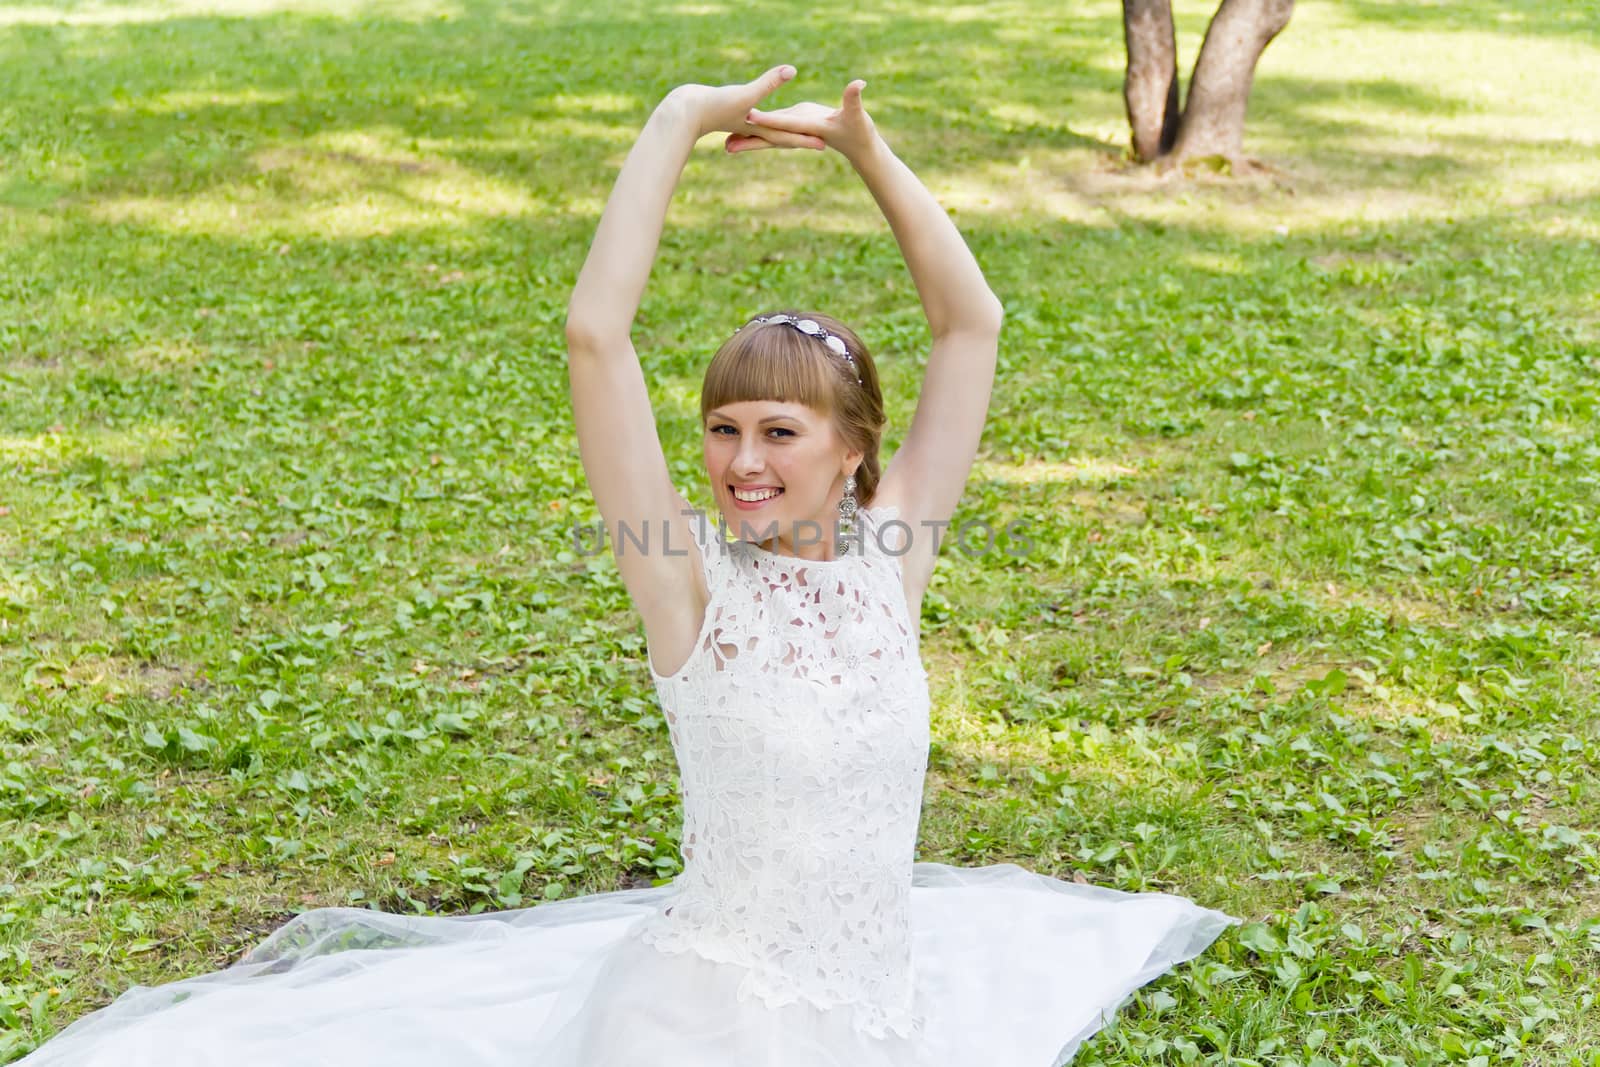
[{"xmin": 700, "ymin": 321, "xmax": 841, "ymax": 420}]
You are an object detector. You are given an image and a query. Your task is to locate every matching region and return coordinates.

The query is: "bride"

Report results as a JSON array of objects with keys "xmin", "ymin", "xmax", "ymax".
[{"xmin": 13, "ymin": 66, "xmax": 1234, "ymax": 1067}]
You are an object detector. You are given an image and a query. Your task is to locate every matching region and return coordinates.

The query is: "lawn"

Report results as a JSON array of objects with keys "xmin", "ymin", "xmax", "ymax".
[{"xmin": 2, "ymin": 0, "xmax": 1598, "ymax": 1063}]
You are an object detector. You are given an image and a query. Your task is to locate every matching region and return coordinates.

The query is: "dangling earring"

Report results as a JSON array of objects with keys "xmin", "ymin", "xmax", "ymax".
[{"xmin": 836, "ymin": 473, "xmax": 858, "ymax": 556}]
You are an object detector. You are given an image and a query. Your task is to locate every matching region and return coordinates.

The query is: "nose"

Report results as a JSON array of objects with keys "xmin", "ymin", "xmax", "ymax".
[{"xmin": 732, "ymin": 435, "xmax": 766, "ymax": 476}]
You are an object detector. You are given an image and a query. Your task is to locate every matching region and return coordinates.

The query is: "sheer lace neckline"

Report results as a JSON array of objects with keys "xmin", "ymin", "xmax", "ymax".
[{"xmin": 644, "ymin": 504, "xmax": 902, "ymax": 685}]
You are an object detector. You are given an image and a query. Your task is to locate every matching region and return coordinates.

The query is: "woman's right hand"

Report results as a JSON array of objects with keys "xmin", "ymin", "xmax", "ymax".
[
  {"xmin": 736, "ymin": 79, "xmax": 880, "ymax": 162},
  {"xmin": 663, "ymin": 65, "xmax": 826, "ymax": 152}
]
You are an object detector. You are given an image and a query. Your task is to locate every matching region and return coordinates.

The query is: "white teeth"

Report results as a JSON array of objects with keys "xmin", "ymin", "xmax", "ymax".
[{"xmin": 733, "ymin": 487, "xmax": 782, "ymax": 502}]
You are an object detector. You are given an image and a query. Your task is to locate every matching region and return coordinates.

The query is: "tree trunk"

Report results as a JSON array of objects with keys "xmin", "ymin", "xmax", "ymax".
[
  {"xmin": 1122, "ymin": 0, "xmax": 1181, "ymax": 163},
  {"xmin": 1170, "ymin": 0, "xmax": 1294, "ymax": 161}
]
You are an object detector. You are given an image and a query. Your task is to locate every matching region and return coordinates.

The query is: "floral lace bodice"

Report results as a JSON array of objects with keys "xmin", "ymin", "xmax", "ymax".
[{"xmin": 640, "ymin": 505, "xmax": 932, "ymax": 1038}]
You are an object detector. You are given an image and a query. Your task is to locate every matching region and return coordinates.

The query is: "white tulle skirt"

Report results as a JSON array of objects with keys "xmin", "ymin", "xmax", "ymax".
[{"xmin": 16, "ymin": 863, "xmax": 1236, "ymax": 1067}]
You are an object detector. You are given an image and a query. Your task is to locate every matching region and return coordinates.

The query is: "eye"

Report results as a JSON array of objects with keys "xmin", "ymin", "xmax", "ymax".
[
  {"xmin": 768, "ymin": 428, "xmax": 795, "ymax": 438},
  {"xmin": 709, "ymin": 424, "xmax": 736, "ymax": 435}
]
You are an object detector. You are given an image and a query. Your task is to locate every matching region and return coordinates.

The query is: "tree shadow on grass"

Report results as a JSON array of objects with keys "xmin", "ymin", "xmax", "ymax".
[
  {"xmin": 5, "ymin": 0, "xmax": 1591, "ymax": 230},
  {"xmin": 1242, "ymin": 72, "xmax": 1597, "ymax": 188},
  {"xmin": 0, "ymin": 2, "xmax": 1114, "ymax": 211}
]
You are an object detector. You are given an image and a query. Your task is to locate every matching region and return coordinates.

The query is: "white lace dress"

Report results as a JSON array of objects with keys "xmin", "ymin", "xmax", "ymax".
[{"xmin": 13, "ymin": 505, "xmax": 1236, "ymax": 1067}]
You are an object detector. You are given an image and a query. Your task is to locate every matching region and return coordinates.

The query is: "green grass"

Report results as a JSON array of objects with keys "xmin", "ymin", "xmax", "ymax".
[{"xmin": 3, "ymin": 1, "xmax": 1599, "ymax": 1063}]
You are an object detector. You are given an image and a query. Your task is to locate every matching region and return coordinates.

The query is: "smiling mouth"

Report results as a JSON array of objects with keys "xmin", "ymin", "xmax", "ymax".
[{"xmin": 731, "ymin": 486, "xmax": 784, "ymax": 503}]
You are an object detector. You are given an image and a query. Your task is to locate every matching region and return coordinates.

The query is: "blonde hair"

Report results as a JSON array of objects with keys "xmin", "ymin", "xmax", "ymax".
[{"xmin": 700, "ymin": 311, "xmax": 886, "ymax": 506}]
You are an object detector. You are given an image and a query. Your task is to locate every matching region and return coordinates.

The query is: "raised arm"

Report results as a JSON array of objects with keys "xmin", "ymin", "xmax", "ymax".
[
  {"xmin": 743, "ymin": 83, "xmax": 1004, "ymax": 588},
  {"xmin": 565, "ymin": 66, "xmax": 821, "ymax": 662}
]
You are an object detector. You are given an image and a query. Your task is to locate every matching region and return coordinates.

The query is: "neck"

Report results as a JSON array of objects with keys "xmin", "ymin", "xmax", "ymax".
[
  {"xmin": 718, "ymin": 513, "xmax": 853, "ymax": 561},
  {"xmin": 759, "ymin": 530, "xmax": 846, "ymax": 562}
]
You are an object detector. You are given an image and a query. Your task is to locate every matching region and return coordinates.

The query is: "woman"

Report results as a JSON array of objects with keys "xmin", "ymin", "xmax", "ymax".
[{"xmin": 13, "ymin": 66, "xmax": 1233, "ymax": 1067}]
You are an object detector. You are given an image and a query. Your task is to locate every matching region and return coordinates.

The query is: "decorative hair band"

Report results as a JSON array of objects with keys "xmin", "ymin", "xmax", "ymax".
[{"xmin": 739, "ymin": 314, "xmax": 862, "ymax": 385}]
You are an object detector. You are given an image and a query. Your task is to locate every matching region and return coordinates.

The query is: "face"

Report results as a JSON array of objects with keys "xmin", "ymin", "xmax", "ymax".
[{"xmin": 703, "ymin": 400, "xmax": 862, "ymax": 549}]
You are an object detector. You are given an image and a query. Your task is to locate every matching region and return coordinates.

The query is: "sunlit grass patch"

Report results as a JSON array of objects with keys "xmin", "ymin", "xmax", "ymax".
[
  {"xmin": 973, "ymin": 456, "xmax": 1142, "ymax": 488},
  {"xmin": 0, "ymin": 421, "xmax": 190, "ymax": 471}
]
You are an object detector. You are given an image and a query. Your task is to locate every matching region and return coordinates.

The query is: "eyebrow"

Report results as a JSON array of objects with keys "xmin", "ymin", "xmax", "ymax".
[{"xmin": 705, "ymin": 412, "xmax": 802, "ymax": 425}]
